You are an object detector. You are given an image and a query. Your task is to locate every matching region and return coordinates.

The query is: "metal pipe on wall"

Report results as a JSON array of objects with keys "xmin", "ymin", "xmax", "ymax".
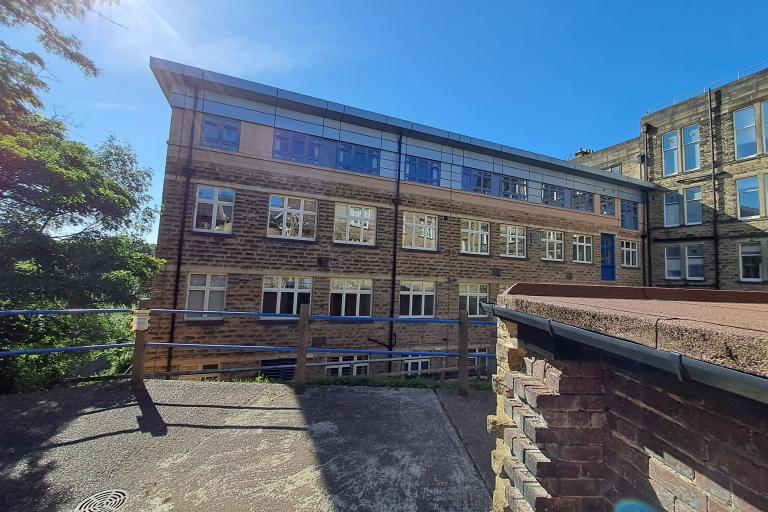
[{"xmin": 387, "ymin": 133, "xmax": 403, "ymax": 372}]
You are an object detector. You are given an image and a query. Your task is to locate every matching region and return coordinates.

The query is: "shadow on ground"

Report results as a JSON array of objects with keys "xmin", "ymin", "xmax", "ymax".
[{"xmin": 0, "ymin": 380, "xmax": 492, "ymax": 512}]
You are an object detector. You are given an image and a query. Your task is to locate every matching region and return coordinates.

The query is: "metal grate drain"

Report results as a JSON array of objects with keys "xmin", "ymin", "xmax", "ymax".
[{"xmin": 74, "ymin": 489, "xmax": 128, "ymax": 512}]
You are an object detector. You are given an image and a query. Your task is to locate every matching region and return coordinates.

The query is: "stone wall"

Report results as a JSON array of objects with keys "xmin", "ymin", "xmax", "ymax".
[{"xmin": 488, "ymin": 317, "xmax": 768, "ymax": 511}]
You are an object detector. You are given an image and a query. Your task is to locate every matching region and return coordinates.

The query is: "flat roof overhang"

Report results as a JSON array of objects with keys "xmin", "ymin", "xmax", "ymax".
[{"xmin": 149, "ymin": 57, "xmax": 655, "ymax": 193}]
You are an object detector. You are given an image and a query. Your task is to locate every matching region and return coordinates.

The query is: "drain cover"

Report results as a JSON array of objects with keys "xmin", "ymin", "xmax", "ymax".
[{"xmin": 74, "ymin": 489, "xmax": 128, "ymax": 511}]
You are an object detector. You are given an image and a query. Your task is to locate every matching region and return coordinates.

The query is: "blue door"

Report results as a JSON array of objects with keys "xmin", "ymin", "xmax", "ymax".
[{"xmin": 601, "ymin": 234, "xmax": 616, "ymax": 281}]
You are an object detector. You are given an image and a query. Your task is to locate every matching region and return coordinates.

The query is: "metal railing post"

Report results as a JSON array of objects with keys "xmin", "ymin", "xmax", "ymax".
[
  {"xmin": 294, "ymin": 303, "xmax": 310, "ymax": 394},
  {"xmin": 458, "ymin": 310, "xmax": 469, "ymax": 397},
  {"xmin": 130, "ymin": 300, "xmax": 150, "ymax": 389}
]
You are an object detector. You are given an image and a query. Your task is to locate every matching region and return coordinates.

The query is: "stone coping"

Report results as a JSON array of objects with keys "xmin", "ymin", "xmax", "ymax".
[{"xmin": 497, "ymin": 283, "xmax": 768, "ymax": 378}]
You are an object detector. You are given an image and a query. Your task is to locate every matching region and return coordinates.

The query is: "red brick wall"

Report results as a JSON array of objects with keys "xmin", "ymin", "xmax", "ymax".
[{"xmin": 490, "ymin": 318, "xmax": 768, "ymax": 512}]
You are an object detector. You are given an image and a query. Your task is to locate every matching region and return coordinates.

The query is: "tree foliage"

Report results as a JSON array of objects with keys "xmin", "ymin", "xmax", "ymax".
[{"xmin": 0, "ymin": 0, "xmax": 117, "ymax": 129}]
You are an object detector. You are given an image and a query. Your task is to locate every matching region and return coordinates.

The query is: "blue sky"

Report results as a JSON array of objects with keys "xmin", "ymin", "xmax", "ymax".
[{"xmin": 6, "ymin": 0, "xmax": 768, "ymax": 242}]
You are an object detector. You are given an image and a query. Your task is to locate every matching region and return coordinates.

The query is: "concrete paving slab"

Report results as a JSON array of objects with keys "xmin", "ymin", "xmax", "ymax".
[{"xmin": 0, "ymin": 380, "xmax": 491, "ymax": 512}]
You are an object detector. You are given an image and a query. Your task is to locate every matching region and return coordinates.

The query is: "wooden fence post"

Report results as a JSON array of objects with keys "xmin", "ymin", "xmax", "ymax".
[
  {"xmin": 294, "ymin": 303, "xmax": 310, "ymax": 394},
  {"xmin": 130, "ymin": 299, "xmax": 150, "ymax": 389},
  {"xmin": 458, "ymin": 310, "xmax": 469, "ymax": 397}
]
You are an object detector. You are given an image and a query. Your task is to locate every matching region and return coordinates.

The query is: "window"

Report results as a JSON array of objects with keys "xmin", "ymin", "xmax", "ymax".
[
  {"xmin": 684, "ymin": 187, "xmax": 702, "ymax": 225},
  {"xmin": 333, "ymin": 204, "xmax": 376, "ymax": 245},
  {"xmin": 402, "ymin": 212, "xmax": 438, "ymax": 250},
  {"xmin": 542, "ymin": 184, "xmax": 566, "ymax": 207},
  {"xmin": 501, "ymin": 176, "xmax": 528, "ymax": 200},
  {"xmin": 605, "ymin": 164, "xmax": 622, "ymax": 175},
  {"xmin": 462, "ymin": 168, "xmax": 492, "ymax": 194},
  {"xmin": 740, "ymin": 243, "xmax": 763, "ymax": 282},
  {"xmin": 665, "ymin": 246, "xmax": 682, "ymax": 280},
  {"xmin": 621, "ymin": 200, "xmax": 639, "ymax": 230},
  {"xmin": 571, "ymin": 190, "xmax": 595, "ymax": 213},
  {"xmin": 273, "ymin": 130, "xmax": 322, "ymax": 164},
  {"xmin": 621, "ymin": 240, "xmax": 639, "ymax": 268},
  {"xmin": 734, "ymin": 106, "xmax": 757, "ymax": 160},
  {"xmin": 764, "ymin": 101, "xmax": 768, "ymax": 155},
  {"xmin": 399, "ymin": 281, "xmax": 436, "ymax": 317},
  {"xmin": 329, "ymin": 279, "xmax": 372, "ymax": 317},
  {"xmin": 736, "ymin": 176, "xmax": 760, "ymax": 219},
  {"xmin": 600, "ymin": 196, "xmax": 616, "ymax": 216},
  {"xmin": 683, "ymin": 125, "xmax": 701, "ymax": 171},
  {"xmin": 200, "ymin": 363, "xmax": 220, "ymax": 382},
  {"xmin": 268, "ymin": 194, "xmax": 317, "ymax": 240},
  {"xmin": 686, "ymin": 245, "xmax": 704, "ymax": 281},
  {"xmin": 405, "ymin": 156, "xmax": 440, "ymax": 185},
  {"xmin": 469, "ymin": 348, "xmax": 490, "ymax": 369},
  {"xmin": 403, "ymin": 358, "xmax": 430, "ymax": 376},
  {"xmin": 193, "ymin": 186, "xmax": 235, "ymax": 233},
  {"xmin": 459, "ymin": 283, "xmax": 489, "ymax": 317},
  {"xmin": 500, "ymin": 225, "xmax": 526, "ymax": 258},
  {"xmin": 664, "ymin": 192, "xmax": 681, "ymax": 227},
  {"xmin": 662, "ymin": 131, "xmax": 679, "ymax": 176},
  {"xmin": 262, "ymin": 276, "xmax": 312, "ymax": 315},
  {"xmin": 572, "ymin": 234, "xmax": 593, "ymax": 264},
  {"xmin": 541, "ymin": 231, "xmax": 564, "ymax": 261},
  {"xmin": 186, "ymin": 274, "xmax": 226, "ymax": 320},
  {"xmin": 337, "ymin": 142, "xmax": 380, "ymax": 175},
  {"xmin": 325, "ymin": 355, "xmax": 369, "ymax": 377},
  {"xmin": 201, "ymin": 115, "xmax": 240, "ymax": 151},
  {"xmin": 460, "ymin": 220, "xmax": 490, "ymax": 255}
]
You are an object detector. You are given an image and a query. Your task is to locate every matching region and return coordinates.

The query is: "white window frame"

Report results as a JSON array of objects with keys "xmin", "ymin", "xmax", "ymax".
[
  {"xmin": 469, "ymin": 348, "xmax": 490, "ymax": 369},
  {"xmin": 261, "ymin": 276, "xmax": 313, "ymax": 317},
  {"xmin": 763, "ymin": 101, "xmax": 768, "ymax": 156},
  {"xmin": 459, "ymin": 283, "xmax": 489, "ymax": 318},
  {"xmin": 541, "ymin": 231, "xmax": 564, "ymax": 261},
  {"xmin": 267, "ymin": 194, "xmax": 317, "ymax": 240},
  {"xmin": 185, "ymin": 273, "xmax": 227, "ymax": 320},
  {"xmin": 403, "ymin": 358, "xmax": 430, "ymax": 376},
  {"xmin": 329, "ymin": 278, "xmax": 373, "ymax": 317},
  {"xmin": 399, "ymin": 280, "xmax": 436, "ymax": 318},
  {"xmin": 325, "ymin": 355, "xmax": 369, "ymax": 377},
  {"xmin": 664, "ymin": 192, "xmax": 681, "ymax": 227},
  {"xmin": 402, "ymin": 212, "xmax": 438, "ymax": 251},
  {"xmin": 664, "ymin": 246, "xmax": 682, "ymax": 280},
  {"xmin": 739, "ymin": 243, "xmax": 763, "ymax": 283},
  {"xmin": 662, "ymin": 131, "xmax": 679, "ymax": 176},
  {"xmin": 572, "ymin": 234, "xmax": 593, "ymax": 264},
  {"xmin": 193, "ymin": 186, "xmax": 235, "ymax": 233},
  {"xmin": 500, "ymin": 225, "xmax": 526, "ymax": 258},
  {"xmin": 683, "ymin": 187, "xmax": 702, "ymax": 226},
  {"xmin": 734, "ymin": 106, "xmax": 758, "ymax": 160},
  {"xmin": 685, "ymin": 245, "xmax": 705, "ymax": 281},
  {"xmin": 460, "ymin": 219, "xmax": 490, "ymax": 255},
  {"xmin": 620, "ymin": 240, "xmax": 639, "ymax": 268},
  {"xmin": 682, "ymin": 124, "xmax": 701, "ymax": 172},
  {"xmin": 736, "ymin": 176, "xmax": 761, "ymax": 220},
  {"xmin": 333, "ymin": 203, "xmax": 376, "ymax": 245}
]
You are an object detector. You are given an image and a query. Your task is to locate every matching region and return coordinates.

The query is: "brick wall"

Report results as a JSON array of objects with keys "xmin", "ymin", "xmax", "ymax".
[{"xmin": 488, "ymin": 317, "xmax": 768, "ymax": 512}]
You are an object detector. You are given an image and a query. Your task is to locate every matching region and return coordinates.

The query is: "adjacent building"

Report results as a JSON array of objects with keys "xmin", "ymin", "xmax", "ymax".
[
  {"xmin": 576, "ymin": 68, "xmax": 768, "ymax": 290},
  {"xmin": 146, "ymin": 57, "xmax": 652, "ymax": 379}
]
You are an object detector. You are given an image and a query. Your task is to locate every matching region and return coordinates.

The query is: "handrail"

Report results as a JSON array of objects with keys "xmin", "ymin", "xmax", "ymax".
[
  {"xmin": 0, "ymin": 343, "xmax": 134, "ymax": 357},
  {"xmin": 0, "ymin": 308, "xmax": 132, "ymax": 317}
]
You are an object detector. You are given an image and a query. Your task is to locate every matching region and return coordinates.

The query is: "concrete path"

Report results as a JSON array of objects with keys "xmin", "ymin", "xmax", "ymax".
[{"xmin": 0, "ymin": 380, "xmax": 491, "ymax": 512}]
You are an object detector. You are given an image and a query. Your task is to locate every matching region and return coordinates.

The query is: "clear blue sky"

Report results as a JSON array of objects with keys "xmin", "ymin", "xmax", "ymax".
[{"xmin": 6, "ymin": 0, "xmax": 768, "ymax": 242}]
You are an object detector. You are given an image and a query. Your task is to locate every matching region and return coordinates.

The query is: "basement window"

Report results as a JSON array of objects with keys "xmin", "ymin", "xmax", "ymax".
[
  {"xmin": 403, "ymin": 358, "xmax": 430, "ymax": 376},
  {"xmin": 325, "ymin": 355, "xmax": 369, "ymax": 377},
  {"xmin": 193, "ymin": 186, "xmax": 235, "ymax": 233},
  {"xmin": 185, "ymin": 274, "xmax": 227, "ymax": 320}
]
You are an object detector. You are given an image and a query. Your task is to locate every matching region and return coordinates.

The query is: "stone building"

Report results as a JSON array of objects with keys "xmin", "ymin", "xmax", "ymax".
[
  {"xmin": 145, "ymin": 58, "xmax": 652, "ymax": 379},
  {"xmin": 576, "ymin": 68, "xmax": 768, "ymax": 291}
]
